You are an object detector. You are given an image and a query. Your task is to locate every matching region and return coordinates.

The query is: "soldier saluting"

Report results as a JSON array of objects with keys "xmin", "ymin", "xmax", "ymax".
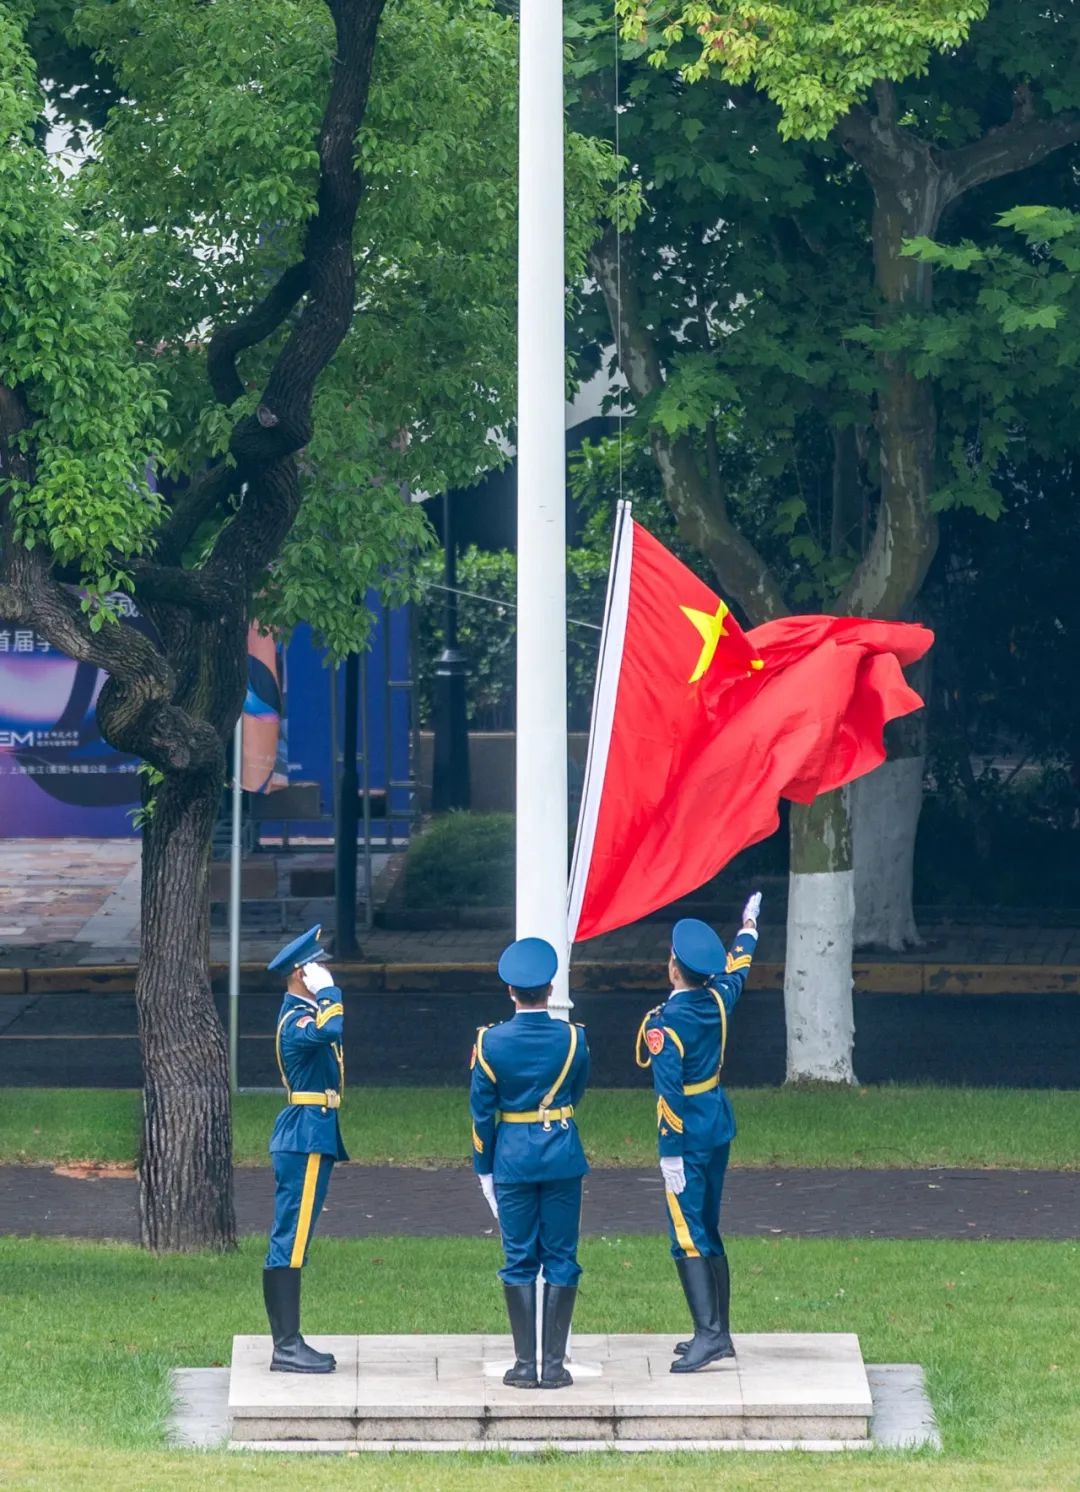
[
  {"xmin": 470, "ymin": 937, "xmax": 591, "ymax": 1390},
  {"xmin": 637, "ymin": 895, "xmax": 761, "ymax": 1373},
  {"xmin": 262, "ymin": 924, "xmax": 348, "ymax": 1374}
]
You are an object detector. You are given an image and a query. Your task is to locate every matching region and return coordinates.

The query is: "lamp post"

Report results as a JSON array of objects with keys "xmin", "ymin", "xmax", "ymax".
[
  {"xmin": 335, "ymin": 654, "xmax": 360, "ymax": 957},
  {"xmin": 432, "ymin": 489, "xmax": 471, "ymax": 811}
]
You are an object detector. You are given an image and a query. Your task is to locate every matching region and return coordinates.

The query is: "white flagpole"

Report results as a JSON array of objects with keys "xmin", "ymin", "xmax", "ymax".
[
  {"xmin": 516, "ymin": 0, "xmax": 569, "ymax": 1019},
  {"xmin": 517, "ymin": 0, "xmax": 568, "ymax": 1379}
]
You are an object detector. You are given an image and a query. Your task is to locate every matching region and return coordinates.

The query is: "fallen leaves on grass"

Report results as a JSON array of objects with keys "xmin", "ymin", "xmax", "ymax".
[{"xmin": 51, "ymin": 1162, "xmax": 136, "ymax": 1181}]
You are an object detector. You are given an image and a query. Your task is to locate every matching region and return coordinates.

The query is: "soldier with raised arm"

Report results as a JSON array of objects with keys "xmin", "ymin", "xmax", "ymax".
[
  {"xmin": 636, "ymin": 894, "xmax": 761, "ymax": 1373},
  {"xmin": 262, "ymin": 924, "xmax": 348, "ymax": 1374}
]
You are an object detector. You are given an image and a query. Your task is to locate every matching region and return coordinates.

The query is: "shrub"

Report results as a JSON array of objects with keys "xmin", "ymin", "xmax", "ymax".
[{"xmin": 403, "ymin": 811, "xmax": 514, "ymax": 908}]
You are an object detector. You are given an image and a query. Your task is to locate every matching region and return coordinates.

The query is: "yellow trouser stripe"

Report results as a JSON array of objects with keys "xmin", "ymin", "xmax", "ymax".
[
  {"xmin": 666, "ymin": 1190, "xmax": 699, "ymax": 1257},
  {"xmin": 290, "ymin": 1154, "xmax": 321, "ymax": 1268},
  {"xmin": 315, "ymin": 1002, "xmax": 344, "ymax": 1029},
  {"xmin": 684, "ymin": 1074, "xmax": 720, "ymax": 1096}
]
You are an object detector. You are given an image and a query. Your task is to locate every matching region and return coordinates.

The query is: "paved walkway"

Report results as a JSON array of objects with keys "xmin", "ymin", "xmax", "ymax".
[
  {"xmin": 4, "ymin": 1164, "xmax": 1077, "ymax": 1243},
  {"xmin": 2, "ymin": 838, "xmax": 1079, "ymax": 970}
]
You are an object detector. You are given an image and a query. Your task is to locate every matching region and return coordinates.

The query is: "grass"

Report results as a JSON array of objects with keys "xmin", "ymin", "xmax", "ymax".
[
  {"xmin": 0, "ymin": 1234, "xmax": 1077, "ymax": 1489},
  {"xmin": 3, "ymin": 1084, "xmax": 1080, "ymax": 1170}
]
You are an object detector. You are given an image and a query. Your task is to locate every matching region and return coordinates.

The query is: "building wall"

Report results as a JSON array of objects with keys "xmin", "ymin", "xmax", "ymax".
[{"xmin": 417, "ymin": 731, "xmax": 590, "ymax": 815}]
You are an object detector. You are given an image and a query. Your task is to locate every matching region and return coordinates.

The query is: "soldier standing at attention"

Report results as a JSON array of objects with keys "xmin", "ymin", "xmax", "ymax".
[
  {"xmin": 263, "ymin": 924, "xmax": 348, "ymax": 1374},
  {"xmin": 470, "ymin": 937, "xmax": 590, "ymax": 1391},
  {"xmin": 637, "ymin": 895, "xmax": 761, "ymax": 1374}
]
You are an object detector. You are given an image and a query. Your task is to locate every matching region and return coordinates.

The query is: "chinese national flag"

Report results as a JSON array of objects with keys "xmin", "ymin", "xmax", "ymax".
[{"xmin": 568, "ymin": 512, "xmax": 933, "ymax": 942}]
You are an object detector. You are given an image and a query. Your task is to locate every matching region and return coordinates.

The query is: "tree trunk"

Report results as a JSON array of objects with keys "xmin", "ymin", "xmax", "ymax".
[
  {"xmin": 784, "ymin": 790, "xmax": 856, "ymax": 1084},
  {"xmin": 853, "ymin": 701, "xmax": 926, "ymax": 949},
  {"xmin": 136, "ymin": 767, "xmax": 235, "ymax": 1251}
]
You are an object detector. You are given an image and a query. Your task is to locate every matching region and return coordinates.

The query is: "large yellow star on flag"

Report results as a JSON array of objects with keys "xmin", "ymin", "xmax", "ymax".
[{"xmin": 681, "ymin": 601, "xmax": 731, "ymax": 683}]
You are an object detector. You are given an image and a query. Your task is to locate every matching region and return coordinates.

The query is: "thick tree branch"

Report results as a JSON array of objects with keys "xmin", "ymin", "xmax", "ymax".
[
  {"xmin": 224, "ymin": 0, "xmax": 386, "ymax": 476},
  {"xmin": 206, "ymin": 260, "xmax": 311, "ymax": 407},
  {"xmin": 835, "ymin": 101, "xmax": 938, "ymax": 196},
  {"xmin": 46, "ymin": 555, "xmax": 225, "ymax": 620},
  {"xmin": 3, "ymin": 544, "xmax": 219, "ymax": 775},
  {"xmin": 840, "ymin": 83, "xmax": 1080, "ymax": 209},
  {"xmin": 127, "ymin": 559, "xmax": 232, "ymax": 616},
  {"xmin": 590, "ymin": 230, "xmax": 788, "ymax": 623},
  {"xmin": 205, "ymin": 0, "xmax": 387, "ymax": 594},
  {"xmin": 944, "ymin": 93, "xmax": 1080, "ymax": 200},
  {"xmin": 154, "ymin": 461, "xmax": 239, "ymax": 566}
]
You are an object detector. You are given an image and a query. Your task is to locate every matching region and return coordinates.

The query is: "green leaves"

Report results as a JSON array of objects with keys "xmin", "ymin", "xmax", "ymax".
[
  {"xmin": 652, "ymin": 353, "xmax": 739, "ymax": 435},
  {"xmin": 2, "ymin": 0, "xmax": 612, "ymax": 660},
  {"xmin": 0, "ymin": 12, "xmax": 162, "ymax": 596},
  {"xmin": 616, "ymin": 1, "xmax": 990, "ymax": 139}
]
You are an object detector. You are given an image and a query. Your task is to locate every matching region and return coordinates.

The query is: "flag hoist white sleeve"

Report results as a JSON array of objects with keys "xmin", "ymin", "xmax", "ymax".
[{"xmin": 567, "ymin": 503, "xmax": 634, "ymax": 944}]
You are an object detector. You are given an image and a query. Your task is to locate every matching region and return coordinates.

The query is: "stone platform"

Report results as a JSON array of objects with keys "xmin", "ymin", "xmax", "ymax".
[{"xmin": 228, "ymin": 1332, "xmax": 874, "ymax": 1451}]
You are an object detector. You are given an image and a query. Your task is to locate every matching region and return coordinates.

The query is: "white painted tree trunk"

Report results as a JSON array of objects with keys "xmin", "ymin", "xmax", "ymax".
[
  {"xmin": 852, "ymin": 755, "xmax": 925, "ymax": 951},
  {"xmin": 784, "ymin": 792, "xmax": 857, "ymax": 1085}
]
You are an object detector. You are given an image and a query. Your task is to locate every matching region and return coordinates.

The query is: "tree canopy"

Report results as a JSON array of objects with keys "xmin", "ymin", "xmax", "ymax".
[{"xmin": 0, "ymin": 0, "xmax": 614, "ymax": 1249}]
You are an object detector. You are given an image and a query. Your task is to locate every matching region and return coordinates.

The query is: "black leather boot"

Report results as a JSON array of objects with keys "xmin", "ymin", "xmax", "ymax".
[
  {"xmin": 539, "ymin": 1282, "xmax": 577, "ymax": 1389},
  {"xmin": 263, "ymin": 1267, "xmax": 336, "ymax": 1374},
  {"xmin": 674, "ymin": 1253, "xmax": 734, "ymax": 1358},
  {"xmin": 669, "ymin": 1256, "xmax": 735, "ymax": 1374},
  {"xmin": 502, "ymin": 1283, "xmax": 539, "ymax": 1388}
]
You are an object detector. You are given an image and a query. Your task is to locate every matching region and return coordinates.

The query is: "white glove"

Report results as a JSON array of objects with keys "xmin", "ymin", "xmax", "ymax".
[
  {"xmin": 660, "ymin": 1156, "xmax": 686, "ymax": 1195},
  {"xmin": 302, "ymin": 961, "xmax": 335, "ymax": 995},
  {"xmin": 479, "ymin": 1173, "xmax": 499, "ymax": 1219},
  {"xmin": 741, "ymin": 891, "xmax": 762, "ymax": 929}
]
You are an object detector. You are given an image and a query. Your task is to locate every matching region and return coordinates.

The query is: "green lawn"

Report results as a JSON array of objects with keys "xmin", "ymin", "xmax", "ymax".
[
  {"xmin": 0, "ymin": 1235, "xmax": 1077, "ymax": 1490},
  {"xmin": 2, "ymin": 1084, "xmax": 1079, "ymax": 1170}
]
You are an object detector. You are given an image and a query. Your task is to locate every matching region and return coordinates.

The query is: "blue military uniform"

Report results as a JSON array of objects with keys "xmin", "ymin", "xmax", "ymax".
[
  {"xmin": 266, "ymin": 982, "xmax": 348, "ymax": 1270},
  {"xmin": 637, "ymin": 915, "xmax": 758, "ymax": 1373},
  {"xmin": 262, "ymin": 925, "xmax": 346, "ymax": 1375},
  {"xmin": 470, "ymin": 937, "xmax": 590, "ymax": 1390}
]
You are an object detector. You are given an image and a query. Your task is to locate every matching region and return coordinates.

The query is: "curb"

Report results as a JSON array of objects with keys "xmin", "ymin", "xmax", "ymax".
[{"xmin": 1, "ymin": 961, "xmax": 1079, "ymax": 997}]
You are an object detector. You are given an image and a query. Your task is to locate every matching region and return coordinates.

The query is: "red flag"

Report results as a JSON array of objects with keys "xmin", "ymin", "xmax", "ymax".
[{"xmin": 568, "ymin": 510, "xmax": 933, "ymax": 942}]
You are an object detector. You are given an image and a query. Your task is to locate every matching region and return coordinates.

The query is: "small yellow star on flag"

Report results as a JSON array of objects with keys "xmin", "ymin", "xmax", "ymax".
[
  {"xmin": 681, "ymin": 600, "xmax": 765, "ymax": 683},
  {"xmin": 681, "ymin": 602, "xmax": 730, "ymax": 683}
]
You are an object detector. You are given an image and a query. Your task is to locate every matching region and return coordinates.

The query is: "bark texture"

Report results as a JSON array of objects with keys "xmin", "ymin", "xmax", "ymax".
[{"xmin": 785, "ymin": 791, "xmax": 856, "ymax": 1084}]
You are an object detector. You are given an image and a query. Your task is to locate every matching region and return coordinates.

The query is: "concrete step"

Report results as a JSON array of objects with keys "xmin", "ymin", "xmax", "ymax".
[{"xmin": 228, "ymin": 1332, "xmax": 873, "ymax": 1450}]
